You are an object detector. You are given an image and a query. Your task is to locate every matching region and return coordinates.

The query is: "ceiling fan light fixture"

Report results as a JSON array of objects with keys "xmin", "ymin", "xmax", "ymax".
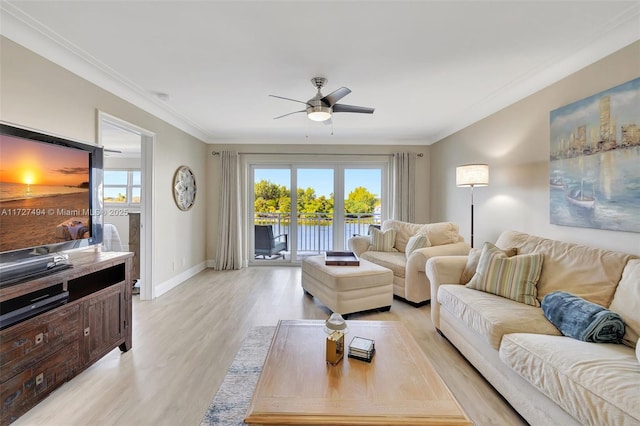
[{"xmin": 307, "ymin": 106, "xmax": 331, "ymax": 122}]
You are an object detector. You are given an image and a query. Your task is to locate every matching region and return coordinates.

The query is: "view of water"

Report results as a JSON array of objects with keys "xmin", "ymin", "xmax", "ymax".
[{"xmin": 0, "ymin": 182, "xmax": 88, "ymax": 202}]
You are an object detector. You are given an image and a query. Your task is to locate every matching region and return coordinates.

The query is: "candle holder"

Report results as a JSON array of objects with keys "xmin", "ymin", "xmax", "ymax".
[{"xmin": 324, "ymin": 313, "xmax": 348, "ymax": 365}]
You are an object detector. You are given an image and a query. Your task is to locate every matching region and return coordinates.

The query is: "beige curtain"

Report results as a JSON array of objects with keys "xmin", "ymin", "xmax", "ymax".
[
  {"xmin": 214, "ymin": 151, "xmax": 243, "ymax": 270},
  {"xmin": 392, "ymin": 152, "xmax": 416, "ymax": 222}
]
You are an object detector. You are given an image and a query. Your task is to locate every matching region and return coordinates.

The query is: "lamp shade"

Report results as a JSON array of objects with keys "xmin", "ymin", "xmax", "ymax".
[
  {"xmin": 456, "ymin": 164, "xmax": 489, "ymax": 187},
  {"xmin": 307, "ymin": 106, "xmax": 332, "ymax": 122}
]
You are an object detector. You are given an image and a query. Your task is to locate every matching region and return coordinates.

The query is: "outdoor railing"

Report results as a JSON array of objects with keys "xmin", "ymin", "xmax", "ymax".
[{"xmin": 254, "ymin": 212, "xmax": 381, "ymax": 253}]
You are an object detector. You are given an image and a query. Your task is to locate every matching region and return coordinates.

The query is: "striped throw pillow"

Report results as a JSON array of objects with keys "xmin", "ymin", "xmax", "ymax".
[
  {"xmin": 460, "ymin": 246, "xmax": 518, "ymax": 284},
  {"xmin": 369, "ymin": 228, "xmax": 397, "ymax": 252},
  {"xmin": 466, "ymin": 242, "xmax": 543, "ymax": 306},
  {"xmin": 405, "ymin": 234, "xmax": 430, "ymax": 258}
]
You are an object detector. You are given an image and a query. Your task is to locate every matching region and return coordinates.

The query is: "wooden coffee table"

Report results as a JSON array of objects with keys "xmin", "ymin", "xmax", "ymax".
[{"xmin": 245, "ymin": 320, "xmax": 472, "ymax": 425}]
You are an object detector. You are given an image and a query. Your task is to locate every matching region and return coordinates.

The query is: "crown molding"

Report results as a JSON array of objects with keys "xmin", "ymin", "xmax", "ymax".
[{"xmin": 0, "ymin": 1, "xmax": 211, "ymax": 143}]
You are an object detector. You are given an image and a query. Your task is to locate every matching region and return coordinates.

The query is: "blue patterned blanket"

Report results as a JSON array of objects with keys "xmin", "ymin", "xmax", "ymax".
[{"xmin": 541, "ymin": 291, "xmax": 625, "ymax": 343}]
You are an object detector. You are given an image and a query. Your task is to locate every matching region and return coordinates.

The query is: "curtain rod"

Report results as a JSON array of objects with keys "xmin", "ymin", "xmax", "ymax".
[{"xmin": 211, "ymin": 151, "xmax": 423, "ymax": 157}]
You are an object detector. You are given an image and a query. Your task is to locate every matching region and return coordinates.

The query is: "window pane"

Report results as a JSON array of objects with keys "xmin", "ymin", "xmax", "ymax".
[
  {"xmin": 104, "ymin": 170, "xmax": 128, "ymax": 185},
  {"xmin": 253, "ymin": 168, "xmax": 291, "ymax": 262},
  {"xmin": 132, "ymin": 187, "xmax": 141, "ymax": 203},
  {"xmin": 104, "ymin": 187, "xmax": 127, "ymax": 203},
  {"xmin": 344, "ymin": 168, "xmax": 382, "ymax": 242},
  {"xmin": 132, "ymin": 171, "xmax": 141, "ymax": 185},
  {"xmin": 297, "ymin": 168, "xmax": 334, "ymax": 256}
]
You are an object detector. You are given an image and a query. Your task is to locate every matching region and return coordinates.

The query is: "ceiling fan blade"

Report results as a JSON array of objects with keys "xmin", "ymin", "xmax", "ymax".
[
  {"xmin": 269, "ymin": 94, "xmax": 310, "ymax": 105},
  {"xmin": 320, "ymin": 87, "xmax": 351, "ymax": 106},
  {"xmin": 332, "ymin": 104, "xmax": 375, "ymax": 114},
  {"xmin": 273, "ymin": 110, "xmax": 306, "ymax": 119}
]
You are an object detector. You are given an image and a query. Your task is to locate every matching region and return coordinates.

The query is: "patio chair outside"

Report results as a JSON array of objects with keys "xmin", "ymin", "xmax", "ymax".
[{"xmin": 254, "ymin": 225, "xmax": 288, "ymax": 259}]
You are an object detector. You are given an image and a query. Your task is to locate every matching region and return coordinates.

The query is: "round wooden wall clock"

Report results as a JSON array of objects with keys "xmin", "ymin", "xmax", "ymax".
[{"xmin": 173, "ymin": 166, "xmax": 196, "ymax": 211}]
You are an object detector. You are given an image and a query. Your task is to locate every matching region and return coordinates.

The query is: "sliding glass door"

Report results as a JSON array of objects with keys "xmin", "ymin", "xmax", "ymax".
[
  {"xmin": 296, "ymin": 168, "xmax": 334, "ymax": 261},
  {"xmin": 251, "ymin": 161, "xmax": 386, "ymax": 265},
  {"xmin": 253, "ymin": 167, "xmax": 291, "ymax": 262}
]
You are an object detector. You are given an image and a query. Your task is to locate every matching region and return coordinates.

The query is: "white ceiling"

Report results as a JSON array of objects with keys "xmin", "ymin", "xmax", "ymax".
[
  {"xmin": 101, "ymin": 121, "xmax": 142, "ymax": 159},
  {"xmin": 1, "ymin": 1, "xmax": 639, "ymax": 146}
]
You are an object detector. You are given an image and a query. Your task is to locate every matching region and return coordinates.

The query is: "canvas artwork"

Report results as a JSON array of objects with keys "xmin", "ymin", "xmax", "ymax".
[{"xmin": 550, "ymin": 77, "xmax": 640, "ymax": 233}]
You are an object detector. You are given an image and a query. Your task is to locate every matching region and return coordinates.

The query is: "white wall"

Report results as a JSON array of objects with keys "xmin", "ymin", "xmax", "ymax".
[
  {"xmin": 430, "ymin": 41, "xmax": 640, "ymax": 255},
  {"xmin": 206, "ymin": 144, "xmax": 431, "ymax": 264},
  {"xmin": 0, "ymin": 36, "xmax": 209, "ymax": 294}
]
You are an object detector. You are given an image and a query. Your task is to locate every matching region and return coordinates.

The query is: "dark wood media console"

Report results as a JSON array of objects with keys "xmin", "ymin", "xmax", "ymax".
[{"xmin": 0, "ymin": 250, "xmax": 133, "ymax": 424}]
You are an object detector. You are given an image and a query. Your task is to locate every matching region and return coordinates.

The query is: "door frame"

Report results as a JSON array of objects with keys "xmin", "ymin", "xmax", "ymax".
[{"xmin": 97, "ymin": 111, "xmax": 155, "ymax": 300}]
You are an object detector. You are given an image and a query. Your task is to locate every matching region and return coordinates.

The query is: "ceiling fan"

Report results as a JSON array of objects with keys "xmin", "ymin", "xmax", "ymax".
[{"xmin": 270, "ymin": 77, "xmax": 375, "ymax": 122}]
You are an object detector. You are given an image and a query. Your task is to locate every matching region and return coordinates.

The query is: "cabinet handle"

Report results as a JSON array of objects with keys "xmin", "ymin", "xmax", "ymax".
[
  {"xmin": 35, "ymin": 373, "xmax": 44, "ymax": 386},
  {"xmin": 84, "ymin": 327, "xmax": 90, "ymax": 336},
  {"xmin": 35, "ymin": 333, "xmax": 44, "ymax": 345}
]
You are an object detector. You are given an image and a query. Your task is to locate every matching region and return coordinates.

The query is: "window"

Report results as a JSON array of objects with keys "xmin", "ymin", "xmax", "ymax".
[
  {"xmin": 250, "ymin": 160, "xmax": 388, "ymax": 264},
  {"xmin": 104, "ymin": 169, "xmax": 141, "ymax": 206}
]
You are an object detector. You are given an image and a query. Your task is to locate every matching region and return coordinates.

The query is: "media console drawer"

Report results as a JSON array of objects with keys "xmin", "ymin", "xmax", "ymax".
[
  {"xmin": 0, "ymin": 303, "xmax": 81, "ymax": 383},
  {"xmin": 0, "ymin": 341, "xmax": 81, "ymax": 425}
]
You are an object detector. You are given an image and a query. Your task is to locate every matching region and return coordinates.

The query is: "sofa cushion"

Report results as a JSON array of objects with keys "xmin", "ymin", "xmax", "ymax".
[
  {"xmin": 359, "ymin": 251, "xmax": 406, "ymax": 278},
  {"xmin": 460, "ymin": 246, "xmax": 518, "ymax": 284},
  {"xmin": 423, "ymin": 222, "xmax": 462, "ymax": 247},
  {"xmin": 368, "ymin": 228, "xmax": 397, "ymax": 252},
  {"xmin": 382, "ymin": 220, "xmax": 461, "ymax": 252},
  {"xmin": 495, "ymin": 230, "xmax": 634, "ymax": 306},
  {"xmin": 404, "ymin": 234, "xmax": 430, "ymax": 258},
  {"xmin": 437, "ymin": 284, "xmax": 560, "ymax": 350},
  {"xmin": 500, "ymin": 333, "xmax": 640, "ymax": 426},
  {"xmin": 609, "ymin": 259, "xmax": 640, "ymax": 348},
  {"xmin": 466, "ymin": 242, "xmax": 543, "ymax": 307}
]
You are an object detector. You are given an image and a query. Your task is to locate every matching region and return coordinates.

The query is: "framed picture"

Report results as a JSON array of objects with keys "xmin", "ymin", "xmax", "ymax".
[{"xmin": 549, "ymin": 77, "xmax": 640, "ymax": 233}]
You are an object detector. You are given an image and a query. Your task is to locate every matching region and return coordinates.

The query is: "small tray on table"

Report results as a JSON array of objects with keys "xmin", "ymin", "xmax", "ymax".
[{"xmin": 324, "ymin": 251, "xmax": 360, "ymax": 266}]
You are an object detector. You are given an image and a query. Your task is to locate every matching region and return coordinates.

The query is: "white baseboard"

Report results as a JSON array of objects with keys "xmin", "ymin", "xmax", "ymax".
[{"xmin": 154, "ymin": 261, "xmax": 207, "ymax": 298}]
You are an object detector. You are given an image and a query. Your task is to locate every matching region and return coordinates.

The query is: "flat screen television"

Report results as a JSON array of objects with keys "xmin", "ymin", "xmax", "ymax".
[{"xmin": 0, "ymin": 123, "xmax": 103, "ymax": 284}]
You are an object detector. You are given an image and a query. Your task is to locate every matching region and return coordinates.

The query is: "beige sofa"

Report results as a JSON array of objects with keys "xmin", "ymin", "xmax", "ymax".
[
  {"xmin": 426, "ymin": 230, "xmax": 640, "ymax": 426},
  {"xmin": 348, "ymin": 220, "xmax": 470, "ymax": 305}
]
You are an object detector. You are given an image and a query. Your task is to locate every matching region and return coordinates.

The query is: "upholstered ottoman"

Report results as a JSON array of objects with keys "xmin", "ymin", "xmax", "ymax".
[{"xmin": 301, "ymin": 255, "xmax": 394, "ymax": 315}]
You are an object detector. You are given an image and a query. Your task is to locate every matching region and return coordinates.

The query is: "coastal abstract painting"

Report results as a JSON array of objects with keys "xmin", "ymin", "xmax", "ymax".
[{"xmin": 550, "ymin": 77, "xmax": 640, "ymax": 233}]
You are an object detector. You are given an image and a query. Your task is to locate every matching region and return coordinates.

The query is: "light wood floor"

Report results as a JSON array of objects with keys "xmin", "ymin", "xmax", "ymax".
[{"xmin": 13, "ymin": 266, "xmax": 527, "ymax": 426}]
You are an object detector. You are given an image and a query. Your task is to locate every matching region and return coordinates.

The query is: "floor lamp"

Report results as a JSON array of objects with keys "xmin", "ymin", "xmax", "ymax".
[{"xmin": 456, "ymin": 164, "xmax": 489, "ymax": 248}]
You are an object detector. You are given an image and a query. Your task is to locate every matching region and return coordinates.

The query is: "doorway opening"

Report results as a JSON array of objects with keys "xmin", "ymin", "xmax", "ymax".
[{"xmin": 98, "ymin": 112, "xmax": 155, "ymax": 300}]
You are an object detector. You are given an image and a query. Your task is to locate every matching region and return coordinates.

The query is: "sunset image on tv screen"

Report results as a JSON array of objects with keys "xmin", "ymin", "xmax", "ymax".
[{"xmin": 0, "ymin": 135, "xmax": 91, "ymax": 252}]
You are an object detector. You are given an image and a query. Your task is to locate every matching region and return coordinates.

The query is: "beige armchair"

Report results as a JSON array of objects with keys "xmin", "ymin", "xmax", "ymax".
[{"xmin": 348, "ymin": 220, "xmax": 470, "ymax": 305}]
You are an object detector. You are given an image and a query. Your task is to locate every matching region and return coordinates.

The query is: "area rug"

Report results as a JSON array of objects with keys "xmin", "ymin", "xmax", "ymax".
[{"xmin": 200, "ymin": 326, "xmax": 275, "ymax": 425}]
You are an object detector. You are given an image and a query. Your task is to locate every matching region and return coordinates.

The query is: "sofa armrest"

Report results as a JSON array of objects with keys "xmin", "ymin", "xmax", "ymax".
[
  {"xmin": 348, "ymin": 235, "xmax": 371, "ymax": 256},
  {"xmin": 401, "ymin": 241, "xmax": 470, "ymax": 304},
  {"xmin": 426, "ymin": 255, "xmax": 469, "ymax": 330},
  {"xmin": 415, "ymin": 241, "xmax": 471, "ymax": 259},
  {"xmin": 407, "ymin": 241, "xmax": 471, "ymax": 272}
]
